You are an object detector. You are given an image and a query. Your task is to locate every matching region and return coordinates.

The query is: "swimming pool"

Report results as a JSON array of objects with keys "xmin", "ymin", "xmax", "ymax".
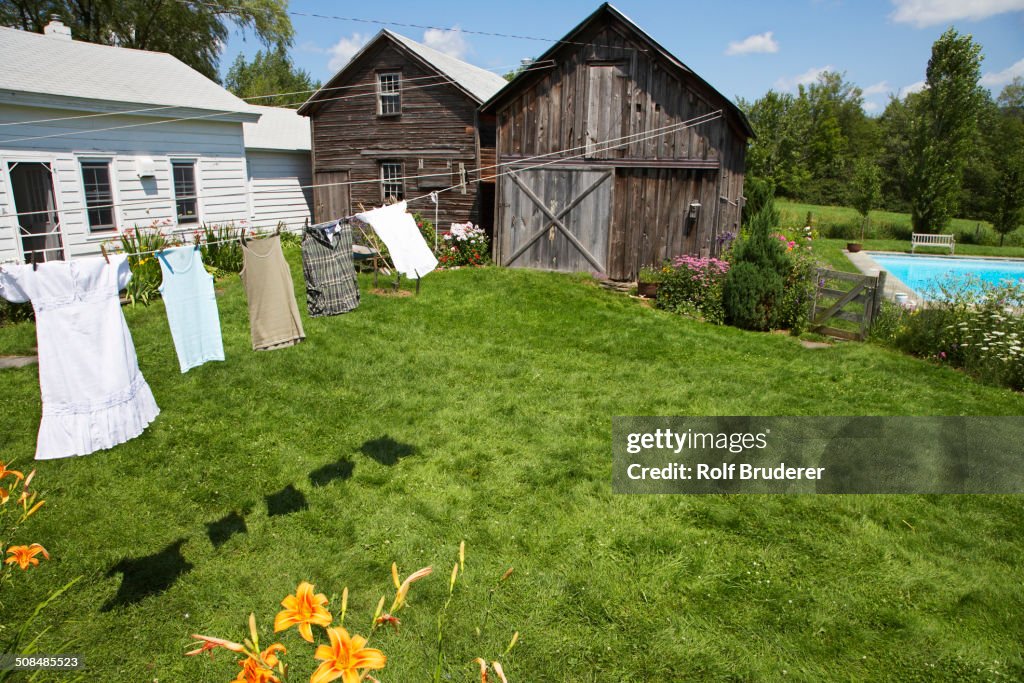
[{"xmin": 868, "ymin": 253, "xmax": 1024, "ymax": 296}]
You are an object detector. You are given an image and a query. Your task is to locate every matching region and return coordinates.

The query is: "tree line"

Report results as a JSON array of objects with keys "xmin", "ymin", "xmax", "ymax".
[{"xmin": 739, "ymin": 29, "xmax": 1024, "ymax": 243}]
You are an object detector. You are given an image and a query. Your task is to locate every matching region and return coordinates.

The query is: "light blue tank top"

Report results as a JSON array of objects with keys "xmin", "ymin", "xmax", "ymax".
[{"xmin": 157, "ymin": 246, "xmax": 225, "ymax": 372}]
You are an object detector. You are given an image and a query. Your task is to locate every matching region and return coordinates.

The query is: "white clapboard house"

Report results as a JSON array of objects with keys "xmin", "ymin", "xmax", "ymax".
[{"xmin": 0, "ymin": 19, "xmax": 312, "ymax": 264}]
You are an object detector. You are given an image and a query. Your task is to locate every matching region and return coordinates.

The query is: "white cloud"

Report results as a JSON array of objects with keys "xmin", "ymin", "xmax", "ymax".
[
  {"xmin": 863, "ymin": 101, "xmax": 881, "ymax": 113},
  {"xmin": 981, "ymin": 57, "xmax": 1024, "ymax": 87},
  {"xmin": 725, "ymin": 32, "xmax": 779, "ymax": 56},
  {"xmin": 900, "ymin": 80, "xmax": 927, "ymax": 97},
  {"xmin": 890, "ymin": 0, "xmax": 1024, "ymax": 28},
  {"xmin": 774, "ymin": 65, "xmax": 832, "ymax": 91},
  {"xmin": 863, "ymin": 81, "xmax": 891, "ymax": 96},
  {"xmin": 327, "ymin": 32, "xmax": 370, "ymax": 72},
  {"xmin": 422, "ymin": 26, "xmax": 470, "ymax": 60}
]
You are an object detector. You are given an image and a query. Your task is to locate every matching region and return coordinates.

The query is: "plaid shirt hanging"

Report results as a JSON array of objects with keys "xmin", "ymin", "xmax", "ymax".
[{"xmin": 301, "ymin": 219, "xmax": 360, "ymax": 317}]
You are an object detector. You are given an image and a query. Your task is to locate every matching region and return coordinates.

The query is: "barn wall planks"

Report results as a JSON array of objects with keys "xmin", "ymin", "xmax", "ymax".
[
  {"xmin": 489, "ymin": 9, "xmax": 749, "ymax": 281},
  {"xmin": 305, "ymin": 39, "xmax": 488, "ymax": 231}
]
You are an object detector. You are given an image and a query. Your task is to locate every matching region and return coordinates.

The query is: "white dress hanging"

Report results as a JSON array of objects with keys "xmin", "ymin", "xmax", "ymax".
[
  {"xmin": 0, "ymin": 255, "xmax": 160, "ymax": 459},
  {"xmin": 356, "ymin": 201, "xmax": 438, "ymax": 279}
]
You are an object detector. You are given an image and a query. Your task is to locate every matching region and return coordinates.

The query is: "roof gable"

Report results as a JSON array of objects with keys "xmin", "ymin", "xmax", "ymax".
[
  {"xmin": 298, "ymin": 29, "xmax": 507, "ymax": 115},
  {"xmin": 479, "ymin": 3, "xmax": 752, "ymax": 138},
  {"xmin": 0, "ymin": 25, "xmax": 255, "ymax": 120}
]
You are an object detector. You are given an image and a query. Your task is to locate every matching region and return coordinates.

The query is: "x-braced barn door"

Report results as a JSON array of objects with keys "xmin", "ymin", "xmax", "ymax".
[{"xmin": 499, "ymin": 168, "xmax": 612, "ymax": 273}]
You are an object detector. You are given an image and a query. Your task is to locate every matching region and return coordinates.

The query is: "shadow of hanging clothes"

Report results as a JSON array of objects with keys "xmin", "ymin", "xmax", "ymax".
[
  {"xmin": 309, "ymin": 459, "xmax": 355, "ymax": 487},
  {"xmin": 265, "ymin": 484, "xmax": 309, "ymax": 517},
  {"xmin": 102, "ymin": 538, "xmax": 193, "ymax": 612},
  {"xmin": 360, "ymin": 436, "xmax": 417, "ymax": 466},
  {"xmin": 206, "ymin": 511, "xmax": 249, "ymax": 548}
]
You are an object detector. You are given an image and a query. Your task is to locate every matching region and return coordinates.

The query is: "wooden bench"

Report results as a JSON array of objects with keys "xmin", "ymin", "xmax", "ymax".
[{"xmin": 911, "ymin": 233, "xmax": 955, "ymax": 254}]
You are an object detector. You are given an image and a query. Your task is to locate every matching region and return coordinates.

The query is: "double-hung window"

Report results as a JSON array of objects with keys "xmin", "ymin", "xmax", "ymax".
[
  {"xmin": 378, "ymin": 72, "xmax": 401, "ymax": 116},
  {"xmin": 172, "ymin": 160, "xmax": 198, "ymax": 224},
  {"xmin": 380, "ymin": 162, "xmax": 404, "ymax": 202},
  {"xmin": 80, "ymin": 160, "xmax": 115, "ymax": 232}
]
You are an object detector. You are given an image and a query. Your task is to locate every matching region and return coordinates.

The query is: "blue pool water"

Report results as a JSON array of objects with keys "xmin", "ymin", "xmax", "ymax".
[{"xmin": 868, "ymin": 253, "xmax": 1024, "ymax": 296}]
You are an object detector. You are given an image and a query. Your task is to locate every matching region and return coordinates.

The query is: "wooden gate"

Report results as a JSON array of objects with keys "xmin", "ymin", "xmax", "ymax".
[
  {"xmin": 810, "ymin": 268, "xmax": 888, "ymax": 341},
  {"xmin": 313, "ymin": 170, "xmax": 349, "ymax": 224},
  {"xmin": 499, "ymin": 167, "xmax": 612, "ymax": 273}
]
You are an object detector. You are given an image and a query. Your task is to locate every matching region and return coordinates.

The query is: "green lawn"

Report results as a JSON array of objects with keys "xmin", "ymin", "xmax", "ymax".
[
  {"xmin": 1, "ymin": 252, "xmax": 1023, "ymax": 681},
  {"xmin": 777, "ymin": 199, "xmax": 1018, "ymax": 245}
]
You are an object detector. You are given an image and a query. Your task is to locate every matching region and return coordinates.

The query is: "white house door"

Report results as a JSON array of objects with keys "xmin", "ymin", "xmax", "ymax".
[{"xmin": 9, "ymin": 161, "xmax": 65, "ymax": 262}]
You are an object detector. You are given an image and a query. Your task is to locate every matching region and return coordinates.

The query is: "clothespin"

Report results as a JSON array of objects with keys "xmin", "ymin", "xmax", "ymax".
[
  {"xmin": 100, "ymin": 244, "xmax": 110, "ymax": 264},
  {"xmin": 357, "ymin": 202, "xmax": 366, "ymax": 213},
  {"xmin": 30, "ymin": 251, "xmax": 38, "ymax": 271}
]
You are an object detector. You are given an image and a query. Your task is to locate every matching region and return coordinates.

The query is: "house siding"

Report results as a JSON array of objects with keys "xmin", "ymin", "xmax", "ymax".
[
  {"xmin": 246, "ymin": 150, "xmax": 313, "ymax": 231},
  {"xmin": 0, "ymin": 103, "xmax": 250, "ymax": 261},
  {"xmin": 305, "ymin": 40, "xmax": 485, "ymax": 231}
]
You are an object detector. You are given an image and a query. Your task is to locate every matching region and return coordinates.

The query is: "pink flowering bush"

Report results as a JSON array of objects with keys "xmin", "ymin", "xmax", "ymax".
[
  {"xmin": 438, "ymin": 222, "xmax": 491, "ymax": 268},
  {"xmin": 656, "ymin": 255, "xmax": 731, "ymax": 324}
]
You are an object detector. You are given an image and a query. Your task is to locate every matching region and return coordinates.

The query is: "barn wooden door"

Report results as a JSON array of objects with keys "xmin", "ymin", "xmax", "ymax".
[
  {"xmin": 499, "ymin": 167, "xmax": 612, "ymax": 273},
  {"xmin": 585, "ymin": 63, "xmax": 626, "ymax": 159},
  {"xmin": 313, "ymin": 170, "xmax": 349, "ymax": 224}
]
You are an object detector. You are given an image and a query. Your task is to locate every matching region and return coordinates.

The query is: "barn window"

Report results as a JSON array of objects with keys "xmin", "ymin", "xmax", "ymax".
[
  {"xmin": 172, "ymin": 160, "xmax": 199, "ymax": 225},
  {"xmin": 380, "ymin": 161, "xmax": 404, "ymax": 201},
  {"xmin": 80, "ymin": 160, "xmax": 115, "ymax": 232},
  {"xmin": 378, "ymin": 72, "xmax": 401, "ymax": 116}
]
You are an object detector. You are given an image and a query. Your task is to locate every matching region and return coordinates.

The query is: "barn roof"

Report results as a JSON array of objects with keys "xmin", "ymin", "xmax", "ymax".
[
  {"xmin": 0, "ymin": 24, "xmax": 258, "ymax": 122},
  {"xmin": 298, "ymin": 29, "xmax": 508, "ymax": 115},
  {"xmin": 243, "ymin": 105, "xmax": 311, "ymax": 152},
  {"xmin": 479, "ymin": 3, "xmax": 753, "ymax": 139}
]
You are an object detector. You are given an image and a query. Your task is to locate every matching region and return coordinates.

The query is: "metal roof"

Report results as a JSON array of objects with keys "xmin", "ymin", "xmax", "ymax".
[
  {"xmin": 0, "ymin": 25, "xmax": 256, "ymax": 120},
  {"xmin": 243, "ymin": 105, "xmax": 311, "ymax": 152}
]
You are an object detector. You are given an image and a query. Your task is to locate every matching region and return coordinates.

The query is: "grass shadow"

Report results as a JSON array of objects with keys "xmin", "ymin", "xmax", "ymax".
[
  {"xmin": 309, "ymin": 459, "xmax": 355, "ymax": 487},
  {"xmin": 206, "ymin": 511, "xmax": 248, "ymax": 548},
  {"xmin": 360, "ymin": 436, "xmax": 417, "ymax": 466},
  {"xmin": 102, "ymin": 538, "xmax": 193, "ymax": 611},
  {"xmin": 265, "ymin": 484, "xmax": 309, "ymax": 517}
]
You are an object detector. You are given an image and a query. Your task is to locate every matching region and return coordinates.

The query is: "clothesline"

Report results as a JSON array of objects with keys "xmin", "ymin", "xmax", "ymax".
[
  {"xmin": 4, "ymin": 110, "xmax": 724, "ymax": 264},
  {"xmin": 0, "ymin": 111, "xmax": 723, "ymax": 221},
  {"xmin": 0, "ymin": 79, "xmax": 469, "ymax": 146}
]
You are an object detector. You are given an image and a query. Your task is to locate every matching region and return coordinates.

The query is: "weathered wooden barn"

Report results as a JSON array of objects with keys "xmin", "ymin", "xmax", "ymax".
[
  {"xmin": 479, "ymin": 3, "xmax": 754, "ymax": 280},
  {"xmin": 297, "ymin": 30, "xmax": 507, "ymax": 231}
]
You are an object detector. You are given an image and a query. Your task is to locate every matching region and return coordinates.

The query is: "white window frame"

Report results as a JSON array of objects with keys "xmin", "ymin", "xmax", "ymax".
[
  {"xmin": 377, "ymin": 72, "xmax": 402, "ymax": 116},
  {"xmin": 77, "ymin": 156, "xmax": 119, "ymax": 234},
  {"xmin": 170, "ymin": 158, "xmax": 201, "ymax": 228},
  {"xmin": 380, "ymin": 161, "xmax": 404, "ymax": 202}
]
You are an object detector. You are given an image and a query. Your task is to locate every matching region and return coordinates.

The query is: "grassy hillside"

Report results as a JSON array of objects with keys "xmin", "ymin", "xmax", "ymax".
[
  {"xmin": 1, "ymin": 257, "xmax": 1022, "ymax": 681},
  {"xmin": 778, "ymin": 199, "xmax": 1022, "ymax": 248}
]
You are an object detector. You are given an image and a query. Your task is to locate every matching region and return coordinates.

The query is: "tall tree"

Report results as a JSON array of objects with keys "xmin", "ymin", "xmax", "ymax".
[
  {"xmin": 850, "ymin": 158, "xmax": 882, "ymax": 241},
  {"xmin": 225, "ymin": 46, "xmax": 319, "ymax": 107},
  {"xmin": 740, "ymin": 90, "xmax": 810, "ymax": 198},
  {"xmin": 991, "ymin": 98, "xmax": 1024, "ymax": 245},
  {"xmin": 0, "ymin": 0, "xmax": 293, "ymax": 81},
  {"xmin": 906, "ymin": 28, "xmax": 984, "ymax": 232}
]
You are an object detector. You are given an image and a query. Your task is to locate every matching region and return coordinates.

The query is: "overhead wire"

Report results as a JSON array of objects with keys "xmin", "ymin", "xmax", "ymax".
[
  {"xmin": 0, "ymin": 110, "xmax": 723, "ymax": 221},
  {"xmin": 98, "ymin": 109, "xmax": 724, "ymax": 260}
]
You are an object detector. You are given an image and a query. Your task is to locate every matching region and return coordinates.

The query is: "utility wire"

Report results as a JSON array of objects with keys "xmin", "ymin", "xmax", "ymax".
[{"xmin": 1, "ymin": 111, "xmax": 722, "ymax": 221}]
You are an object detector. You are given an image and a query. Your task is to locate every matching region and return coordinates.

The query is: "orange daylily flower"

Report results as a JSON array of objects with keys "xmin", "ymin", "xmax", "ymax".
[
  {"xmin": 4, "ymin": 543, "xmax": 49, "ymax": 570},
  {"xmin": 0, "ymin": 462, "xmax": 24, "ymax": 484},
  {"xmin": 311, "ymin": 626, "xmax": 386, "ymax": 683},
  {"xmin": 185, "ymin": 634, "xmax": 247, "ymax": 658},
  {"xmin": 274, "ymin": 581, "xmax": 332, "ymax": 643},
  {"xmin": 232, "ymin": 643, "xmax": 286, "ymax": 683}
]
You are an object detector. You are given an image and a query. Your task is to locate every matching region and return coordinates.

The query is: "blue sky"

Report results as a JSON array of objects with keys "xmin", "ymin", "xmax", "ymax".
[{"xmin": 221, "ymin": 0, "xmax": 1024, "ymax": 113}]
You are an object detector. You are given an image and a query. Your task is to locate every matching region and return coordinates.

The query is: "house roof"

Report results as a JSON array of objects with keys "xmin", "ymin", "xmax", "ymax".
[
  {"xmin": 479, "ymin": 3, "xmax": 753, "ymax": 139},
  {"xmin": 0, "ymin": 25, "xmax": 258, "ymax": 122},
  {"xmin": 243, "ymin": 105, "xmax": 311, "ymax": 152},
  {"xmin": 298, "ymin": 29, "xmax": 508, "ymax": 115}
]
